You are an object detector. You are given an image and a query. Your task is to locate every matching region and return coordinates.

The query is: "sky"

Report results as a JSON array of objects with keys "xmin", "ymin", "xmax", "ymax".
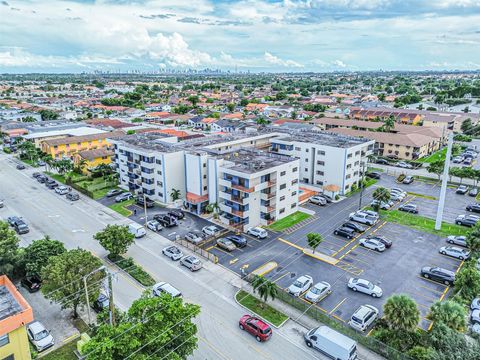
[{"xmin": 1, "ymin": 0, "xmax": 480, "ymax": 73}]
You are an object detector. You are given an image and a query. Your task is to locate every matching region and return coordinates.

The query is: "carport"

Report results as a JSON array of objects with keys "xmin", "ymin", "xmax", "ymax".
[{"xmin": 185, "ymin": 192, "xmax": 209, "ymax": 215}]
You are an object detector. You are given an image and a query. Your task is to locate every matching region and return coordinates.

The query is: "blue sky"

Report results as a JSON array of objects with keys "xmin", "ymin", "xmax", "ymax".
[{"xmin": 1, "ymin": 0, "xmax": 480, "ymax": 73}]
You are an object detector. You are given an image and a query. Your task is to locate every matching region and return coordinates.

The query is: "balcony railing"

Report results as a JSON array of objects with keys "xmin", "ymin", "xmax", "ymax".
[{"xmin": 231, "ymin": 183, "xmax": 255, "ymax": 193}]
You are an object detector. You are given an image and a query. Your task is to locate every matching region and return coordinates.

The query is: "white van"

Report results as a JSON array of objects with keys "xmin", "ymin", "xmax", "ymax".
[
  {"xmin": 304, "ymin": 326, "xmax": 357, "ymax": 360},
  {"xmin": 128, "ymin": 223, "xmax": 146, "ymax": 238}
]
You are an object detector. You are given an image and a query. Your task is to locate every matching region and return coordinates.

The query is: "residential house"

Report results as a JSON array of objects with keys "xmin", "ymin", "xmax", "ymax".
[{"xmin": 73, "ymin": 148, "xmax": 114, "ymax": 173}]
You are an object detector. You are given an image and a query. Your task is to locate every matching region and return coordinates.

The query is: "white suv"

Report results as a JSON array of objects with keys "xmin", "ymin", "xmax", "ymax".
[
  {"xmin": 348, "ymin": 305, "xmax": 379, "ymax": 331},
  {"xmin": 349, "ymin": 211, "xmax": 378, "ymax": 226},
  {"xmin": 247, "ymin": 227, "xmax": 268, "ymax": 239},
  {"xmin": 27, "ymin": 321, "xmax": 55, "ymax": 352},
  {"xmin": 152, "ymin": 282, "xmax": 182, "ymax": 298}
]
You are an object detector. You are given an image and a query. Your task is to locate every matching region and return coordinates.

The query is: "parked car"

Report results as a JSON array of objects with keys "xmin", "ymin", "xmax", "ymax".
[
  {"xmin": 21, "ymin": 275, "xmax": 42, "ymax": 293},
  {"xmin": 439, "ymin": 246, "xmax": 470, "ymax": 260},
  {"xmin": 446, "ymin": 235, "xmax": 467, "ymax": 247},
  {"xmin": 366, "ymin": 235, "xmax": 392, "ymax": 248},
  {"xmin": 146, "ymin": 219, "xmax": 162, "ymax": 232},
  {"xmin": 455, "ymin": 214, "xmax": 480, "ymax": 227},
  {"xmin": 399, "ymin": 204, "xmax": 419, "ymax": 214},
  {"xmin": 466, "ymin": 203, "xmax": 480, "ymax": 213},
  {"xmin": 152, "ymin": 282, "xmax": 182, "ymax": 298},
  {"xmin": 456, "ymin": 185, "xmax": 469, "ymax": 195},
  {"xmin": 342, "ymin": 222, "xmax": 366, "ymax": 233},
  {"xmin": 27, "ymin": 321, "xmax": 54, "ymax": 352},
  {"xmin": 333, "ymin": 227, "xmax": 356, "ymax": 239},
  {"xmin": 247, "ymin": 227, "xmax": 268, "ymax": 239},
  {"xmin": 397, "ymin": 161, "xmax": 413, "ymax": 169},
  {"xmin": 66, "ymin": 192, "xmax": 80, "ymax": 201},
  {"xmin": 389, "ymin": 193, "xmax": 404, "ymax": 202},
  {"xmin": 106, "ymin": 189, "xmax": 123, "ymax": 197},
  {"xmin": 202, "ymin": 225, "xmax": 220, "ymax": 236},
  {"xmin": 309, "ymin": 195, "xmax": 327, "ymax": 206},
  {"xmin": 216, "ymin": 237, "xmax": 236, "ymax": 251},
  {"xmin": 136, "ymin": 196, "xmax": 155, "ymax": 208},
  {"xmin": 471, "ymin": 310, "xmax": 480, "ymax": 324},
  {"xmin": 16, "ymin": 163, "xmax": 26, "ymax": 170},
  {"xmin": 304, "ymin": 326, "xmax": 357, "ymax": 359},
  {"xmin": 348, "ymin": 278, "xmax": 382, "ymax": 297},
  {"xmin": 421, "ymin": 266, "xmax": 455, "ymax": 285},
  {"xmin": 168, "ymin": 209, "xmax": 185, "ymax": 220},
  {"xmin": 453, "ymin": 156, "xmax": 464, "ymax": 163},
  {"xmin": 239, "ymin": 315, "xmax": 272, "ymax": 342},
  {"xmin": 128, "ymin": 223, "xmax": 146, "ymax": 238},
  {"xmin": 471, "ymin": 298, "xmax": 480, "ymax": 311},
  {"xmin": 287, "ymin": 275, "xmax": 313, "ymax": 297},
  {"xmin": 470, "ymin": 188, "xmax": 479, "ymax": 197},
  {"xmin": 358, "ymin": 238, "xmax": 386, "ymax": 252},
  {"xmin": 37, "ymin": 175, "xmax": 47, "ymax": 183},
  {"xmin": 225, "ymin": 235, "xmax": 248, "ymax": 248},
  {"xmin": 180, "ymin": 255, "xmax": 202, "ymax": 271},
  {"xmin": 55, "ymin": 185, "xmax": 70, "ymax": 195},
  {"xmin": 115, "ymin": 192, "xmax": 133, "ymax": 202},
  {"xmin": 370, "ymin": 200, "xmax": 391, "ymax": 210},
  {"xmin": 348, "ymin": 305, "xmax": 379, "ymax": 332},
  {"xmin": 92, "ymin": 293, "xmax": 109, "ymax": 313},
  {"xmin": 349, "ymin": 211, "xmax": 377, "ymax": 226},
  {"xmin": 376, "ymin": 158, "xmax": 389, "ymax": 165},
  {"xmin": 154, "ymin": 214, "xmax": 178, "ymax": 227},
  {"xmin": 304, "ymin": 281, "xmax": 331, "ymax": 303},
  {"xmin": 366, "ymin": 172, "xmax": 381, "ymax": 179},
  {"xmin": 162, "ymin": 245, "xmax": 183, "ymax": 261},
  {"xmin": 185, "ymin": 231, "xmax": 204, "ymax": 244},
  {"xmin": 37, "ymin": 160, "xmax": 45, "ymax": 166},
  {"xmin": 32, "ymin": 172, "xmax": 41, "ymax": 178},
  {"xmin": 14, "ymin": 220, "xmax": 29, "ymax": 234},
  {"xmin": 7, "ymin": 216, "xmax": 22, "ymax": 226},
  {"xmin": 403, "ymin": 176, "xmax": 414, "ymax": 184},
  {"xmin": 318, "ymin": 193, "xmax": 333, "ymax": 203},
  {"xmin": 46, "ymin": 181, "xmax": 58, "ymax": 189},
  {"xmin": 464, "ymin": 158, "xmax": 473, "ymax": 166}
]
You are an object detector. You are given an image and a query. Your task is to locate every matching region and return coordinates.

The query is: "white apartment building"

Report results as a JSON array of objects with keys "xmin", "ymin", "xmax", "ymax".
[
  {"xmin": 208, "ymin": 149, "xmax": 300, "ymax": 231},
  {"xmin": 269, "ymin": 132, "xmax": 374, "ymax": 195}
]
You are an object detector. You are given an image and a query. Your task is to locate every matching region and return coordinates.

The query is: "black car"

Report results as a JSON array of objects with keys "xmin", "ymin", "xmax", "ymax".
[
  {"xmin": 32, "ymin": 172, "xmax": 41, "ymax": 178},
  {"xmin": 367, "ymin": 235, "xmax": 392, "ymax": 248},
  {"xmin": 21, "ymin": 275, "xmax": 42, "ymax": 293},
  {"xmin": 153, "ymin": 214, "xmax": 177, "ymax": 227},
  {"xmin": 16, "ymin": 163, "xmax": 26, "ymax": 170},
  {"xmin": 168, "ymin": 209, "xmax": 185, "ymax": 220},
  {"xmin": 37, "ymin": 175, "xmax": 47, "ymax": 183},
  {"xmin": 106, "ymin": 189, "xmax": 123, "ymax": 198},
  {"xmin": 226, "ymin": 235, "xmax": 247, "ymax": 248},
  {"xmin": 342, "ymin": 221, "xmax": 366, "ymax": 233},
  {"xmin": 7, "ymin": 216, "xmax": 22, "ymax": 226},
  {"xmin": 366, "ymin": 172, "xmax": 381, "ymax": 179},
  {"xmin": 92, "ymin": 294, "xmax": 109, "ymax": 313},
  {"xmin": 14, "ymin": 221, "xmax": 30, "ymax": 234},
  {"xmin": 455, "ymin": 215, "xmax": 479, "ymax": 227},
  {"xmin": 333, "ymin": 227, "xmax": 356, "ymax": 239},
  {"xmin": 46, "ymin": 181, "xmax": 59, "ymax": 189},
  {"xmin": 399, "ymin": 204, "xmax": 419, "ymax": 214},
  {"xmin": 466, "ymin": 203, "xmax": 480, "ymax": 213},
  {"xmin": 421, "ymin": 266, "xmax": 455, "ymax": 285},
  {"xmin": 66, "ymin": 192, "xmax": 80, "ymax": 201},
  {"xmin": 376, "ymin": 158, "xmax": 389, "ymax": 165},
  {"xmin": 136, "ymin": 196, "xmax": 155, "ymax": 208}
]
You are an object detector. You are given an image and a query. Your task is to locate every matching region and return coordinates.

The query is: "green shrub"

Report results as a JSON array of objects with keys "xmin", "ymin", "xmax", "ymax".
[
  {"xmin": 107, "ymin": 254, "xmax": 155, "ymax": 287},
  {"xmin": 3, "ymin": 147, "xmax": 11, "ymax": 154},
  {"xmin": 407, "ymin": 346, "xmax": 435, "ymax": 360}
]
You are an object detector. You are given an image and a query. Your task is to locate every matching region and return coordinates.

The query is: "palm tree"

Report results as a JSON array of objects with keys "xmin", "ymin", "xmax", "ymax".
[
  {"xmin": 75, "ymin": 158, "xmax": 88, "ymax": 174},
  {"xmin": 252, "ymin": 275, "xmax": 278, "ymax": 305},
  {"xmin": 383, "ymin": 294, "xmax": 420, "ymax": 332},
  {"xmin": 382, "ymin": 115, "xmax": 396, "ymax": 132},
  {"xmin": 43, "ymin": 154, "xmax": 54, "ymax": 172},
  {"xmin": 372, "ymin": 187, "xmax": 391, "ymax": 211},
  {"xmin": 170, "ymin": 188, "xmax": 181, "ymax": 202},
  {"xmin": 428, "ymin": 300, "xmax": 466, "ymax": 332},
  {"xmin": 306, "ymin": 233, "xmax": 323, "ymax": 254}
]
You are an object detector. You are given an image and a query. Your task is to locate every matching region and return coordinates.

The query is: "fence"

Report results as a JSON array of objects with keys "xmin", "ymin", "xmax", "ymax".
[
  {"xmin": 274, "ymin": 287, "xmax": 413, "ymax": 360},
  {"xmin": 175, "ymin": 238, "xmax": 218, "ymax": 264}
]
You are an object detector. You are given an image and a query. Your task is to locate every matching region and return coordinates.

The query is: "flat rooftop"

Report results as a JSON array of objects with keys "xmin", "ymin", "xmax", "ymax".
[
  {"xmin": 220, "ymin": 148, "xmax": 297, "ymax": 174},
  {"xmin": 113, "ymin": 133, "xmax": 180, "ymax": 153},
  {"xmin": 0, "ymin": 285, "xmax": 22, "ymax": 321},
  {"xmin": 273, "ymin": 129, "xmax": 372, "ymax": 148}
]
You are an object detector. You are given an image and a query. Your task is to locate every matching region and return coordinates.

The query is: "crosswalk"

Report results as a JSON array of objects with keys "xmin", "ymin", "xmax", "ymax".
[{"xmin": 283, "ymin": 215, "xmax": 318, "ymax": 234}]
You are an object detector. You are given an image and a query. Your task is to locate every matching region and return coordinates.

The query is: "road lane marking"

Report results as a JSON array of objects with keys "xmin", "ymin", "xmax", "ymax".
[
  {"xmin": 417, "ymin": 275, "xmax": 449, "ymax": 288},
  {"xmin": 329, "ymin": 297, "xmax": 347, "ymax": 315},
  {"xmin": 272, "ymin": 272, "xmax": 290, "ymax": 284},
  {"xmin": 439, "ymin": 286, "xmax": 450, "ymax": 302},
  {"xmin": 198, "ymin": 335, "xmax": 232, "ymax": 360}
]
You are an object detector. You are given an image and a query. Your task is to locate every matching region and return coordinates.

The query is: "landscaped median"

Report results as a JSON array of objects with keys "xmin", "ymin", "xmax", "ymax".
[
  {"xmin": 266, "ymin": 211, "xmax": 311, "ymax": 232},
  {"xmin": 235, "ymin": 290, "xmax": 289, "ymax": 328},
  {"xmin": 108, "ymin": 199, "xmax": 134, "ymax": 217},
  {"xmin": 107, "ymin": 254, "xmax": 156, "ymax": 287}
]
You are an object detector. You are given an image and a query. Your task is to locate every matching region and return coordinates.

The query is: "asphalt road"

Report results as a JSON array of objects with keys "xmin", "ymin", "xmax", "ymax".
[{"xmin": 0, "ymin": 154, "xmax": 326, "ymax": 360}]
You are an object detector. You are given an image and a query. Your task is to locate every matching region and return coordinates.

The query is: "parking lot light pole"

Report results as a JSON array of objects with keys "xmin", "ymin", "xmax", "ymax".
[
  {"xmin": 435, "ymin": 133, "xmax": 453, "ymax": 231},
  {"xmin": 358, "ymin": 161, "xmax": 366, "ymax": 210},
  {"xmin": 143, "ymin": 192, "xmax": 148, "ymax": 227},
  {"xmin": 83, "ymin": 265, "xmax": 106, "ymax": 325}
]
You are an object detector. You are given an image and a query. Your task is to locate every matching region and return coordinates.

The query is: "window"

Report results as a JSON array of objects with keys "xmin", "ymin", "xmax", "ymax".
[
  {"xmin": 157, "ymin": 181, "xmax": 163, "ymax": 187},
  {"xmin": 316, "ymin": 171, "xmax": 324, "ymax": 176},
  {"xmin": 280, "ymin": 196, "xmax": 285, "ymax": 201},
  {"xmin": 295, "ymin": 147, "xmax": 301, "ymax": 151},
  {"xmin": 292, "ymin": 191, "xmax": 297, "ymax": 196},
  {"xmin": 279, "ymin": 208, "xmax": 285, "ymax": 214},
  {"xmin": 203, "ymin": 186, "xmax": 207, "ymax": 191},
  {"xmin": 292, "ymin": 179, "xmax": 298, "ymax": 185},
  {"xmin": 280, "ymin": 184, "xmax": 286, "ymax": 190},
  {"xmin": 316, "ymin": 180, "xmax": 323, "ymax": 185},
  {"xmin": 292, "ymin": 167, "xmax": 298, "ymax": 172},
  {"xmin": 203, "ymin": 174, "xmax": 207, "ymax": 179},
  {"xmin": 355, "ymin": 151, "xmax": 360, "ymax": 156},
  {"xmin": 304, "ymin": 168, "xmax": 308, "ymax": 172},
  {"xmin": 157, "ymin": 170, "xmax": 162, "ymax": 175},
  {"xmin": 155, "ymin": 159, "xmax": 162, "ymax": 165},
  {"xmin": 316, "ymin": 161, "xmax": 325, "ymax": 166},
  {"xmin": 305, "ymin": 158, "xmax": 308, "ymax": 162},
  {"xmin": 203, "ymin": 163, "xmax": 206, "ymax": 168},
  {"xmin": 346, "ymin": 164, "xmax": 351, "ymax": 169},
  {"xmin": 280, "ymin": 171, "xmax": 286, "ymax": 176},
  {"xmin": 347, "ymin": 153, "xmax": 352, "ymax": 158},
  {"xmin": 0, "ymin": 334, "xmax": 9, "ymax": 347},
  {"xmin": 291, "ymin": 203, "xmax": 296, "ymax": 209},
  {"xmin": 317, "ymin": 150, "xmax": 325, "ymax": 155},
  {"xmin": 305, "ymin": 149, "xmax": 309, "ymax": 153},
  {"xmin": 346, "ymin": 174, "xmax": 351, "ymax": 179}
]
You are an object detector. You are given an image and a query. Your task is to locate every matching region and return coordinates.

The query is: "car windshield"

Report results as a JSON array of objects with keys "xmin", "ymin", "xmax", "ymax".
[
  {"xmin": 293, "ymin": 280, "xmax": 303, "ymax": 287},
  {"xmin": 351, "ymin": 316, "xmax": 362, "ymax": 323},
  {"xmin": 34, "ymin": 329, "xmax": 49, "ymax": 341},
  {"xmin": 260, "ymin": 327, "xmax": 271, "ymax": 334},
  {"xmin": 367, "ymin": 282, "xmax": 374, "ymax": 290},
  {"xmin": 311, "ymin": 286, "xmax": 325, "ymax": 294}
]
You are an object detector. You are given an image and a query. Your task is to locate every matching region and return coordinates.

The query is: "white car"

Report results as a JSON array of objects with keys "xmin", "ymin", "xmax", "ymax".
[
  {"xmin": 304, "ymin": 281, "xmax": 331, "ymax": 303},
  {"xmin": 247, "ymin": 227, "xmax": 268, "ymax": 239},
  {"xmin": 162, "ymin": 245, "xmax": 183, "ymax": 261},
  {"xmin": 309, "ymin": 196, "xmax": 327, "ymax": 206},
  {"xmin": 370, "ymin": 200, "xmax": 391, "ymax": 210},
  {"xmin": 202, "ymin": 225, "xmax": 220, "ymax": 236},
  {"xmin": 471, "ymin": 309, "xmax": 480, "ymax": 324},
  {"xmin": 471, "ymin": 298, "xmax": 480, "ymax": 310},
  {"xmin": 55, "ymin": 185, "xmax": 70, "ymax": 195},
  {"xmin": 347, "ymin": 278, "xmax": 383, "ymax": 298},
  {"xmin": 359, "ymin": 238, "xmax": 386, "ymax": 252},
  {"xmin": 389, "ymin": 193, "xmax": 404, "ymax": 202},
  {"xmin": 446, "ymin": 235, "xmax": 467, "ymax": 247},
  {"xmin": 397, "ymin": 162, "xmax": 413, "ymax": 169},
  {"xmin": 180, "ymin": 255, "xmax": 202, "ymax": 271},
  {"xmin": 349, "ymin": 211, "xmax": 378, "ymax": 226},
  {"xmin": 439, "ymin": 246, "xmax": 470, "ymax": 260},
  {"xmin": 348, "ymin": 305, "xmax": 379, "ymax": 332},
  {"xmin": 146, "ymin": 220, "xmax": 162, "ymax": 232},
  {"xmin": 391, "ymin": 188, "xmax": 407, "ymax": 196},
  {"xmin": 287, "ymin": 275, "xmax": 313, "ymax": 297},
  {"xmin": 27, "ymin": 321, "xmax": 55, "ymax": 352},
  {"xmin": 152, "ymin": 282, "xmax": 182, "ymax": 298}
]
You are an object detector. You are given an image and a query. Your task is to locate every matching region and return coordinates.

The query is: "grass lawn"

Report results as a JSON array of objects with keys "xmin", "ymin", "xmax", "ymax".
[
  {"xmin": 235, "ymin": 290, "xmax": 288, "ymax": 327},
  {"xmin": 42, "ymin": 341, "xmax": 77, "ymax": 360},
  {"xmin": 45, "ymin": 172, "xmax": 66, "ymax": 183},
  {"xmin": 417, "ymin": 147, "xmax": 448, "ymax": 163},
  {"xmin": 367, "ymin": 167, "xmax": 384, "ymax": 173},
  {"xmin": 108, "ymin": 199, "xmax": 134, "ymax": 216},
  {"xmin": 20, "ymin": 158, "xmax": 39, "ymax": 167},
  {"xmin": 108, "ymin": 254, "xmax": 156, "ymax": 286},
  {"xmin": 381, "ymin": 210, "xmax": 468, "ymax": 237},
  {"xmin": 407, "ymin": 192, "xmax": 437, "ymax": 200},
  {"xmin": 267, "ymin": 211, "xmax": 311, "ymax": 231}
]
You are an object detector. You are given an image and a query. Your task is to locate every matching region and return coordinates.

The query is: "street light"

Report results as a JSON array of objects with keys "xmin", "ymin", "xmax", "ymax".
[{"xmin": 83, "ymin": 265, "xmax": 106, "ymax": 325}]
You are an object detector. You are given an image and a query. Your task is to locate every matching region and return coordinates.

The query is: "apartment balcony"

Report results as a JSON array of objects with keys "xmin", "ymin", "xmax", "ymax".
[
  {"xmin": 232, "ymin": 209, "xmax": 247, "ymax": 218},
  {"xmin": 218, "ymin": 191, "xmax": 231, "ymax": 201},
  {"xmin": 135, "ymin": 169, "xmax": 141, "ymax": 176},
  {"xmin": 256, "ymin": 180, "xmax": 276, "ymax": 192},
  {"xmin": 136, "ymin": 179, "xmax": 142, "ymax": 186},
  {"xmin": 231, "ymin": 195, "xmax": 249, "ymax": 205},
  {"xmin": 219, "ymin": 203, "xmax": 231, "ymax": 213},
  {"xmin": 260, "ymin": 191, "xmax": 276, "ymax": 200},
  {"xmin": 260, "ymin": 205, "xmax": 275, "ymax": 213},
  {"xmin": 231, "ymin": 183, "xmax": 255, "ymax": 193},
  {"xmin": 218, "ymin": 178, "xmax": 231, "ymax": 188}
]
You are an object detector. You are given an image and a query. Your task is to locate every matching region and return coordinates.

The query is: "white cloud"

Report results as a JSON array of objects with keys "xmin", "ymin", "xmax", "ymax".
[
  {"xmin": 332, "ymin": 59, "xmax": 347, "ymax": 68},
  {"xmin": 264, "ymin": 52, "xmax": 303, "ymax": 67}
]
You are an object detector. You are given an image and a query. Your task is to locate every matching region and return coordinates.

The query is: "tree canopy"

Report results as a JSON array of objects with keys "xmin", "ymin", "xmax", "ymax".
[
  {"xmin": 23, "ymin": 236, "xmax": 66, "ymax": 276},
  {"xmin": 0, "ymin": 221, "xmax": 20, "ymax": 277},
  {"xmin": 94, "ymin": 225, "xmax": 135, "ymax": 257}
]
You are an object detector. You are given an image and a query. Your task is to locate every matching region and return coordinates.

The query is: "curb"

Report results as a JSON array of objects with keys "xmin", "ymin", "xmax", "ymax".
[{"xmin": 234, "ymin": 289, "xmax": 290, "ymax": 329}]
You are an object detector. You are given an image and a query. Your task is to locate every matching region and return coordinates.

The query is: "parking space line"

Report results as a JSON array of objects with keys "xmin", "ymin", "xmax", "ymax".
[
  {"xmin": 329, "ymin": 297, "xmax": 347, "ymax": 315},
  {"xmin": 455, "ymin": 260, "xmax": 465, "ymax": 274},
  {"xmin": 439, "ymin": 286, "xmax": 450, "ymax": 302},
  {"xmin": 211, "ymin": 246, "xmax": 234, "ymax": 257},
  {"xmin": 333, "ymin": 236, "xmax": 360, "ymax": 258},
  {"xmin": 342, "ymin": 254, "xmax": 372, "ymax": 266},
  {"xmin": 332, "ymin": 314, "xmax": 346, "ymax": 323},
  {"xmin": 338, "ymin": 244, "xmax": 359, "ymax": 260},
  {"xmin": 272, "ymin": 272, "xmax": 290, "ymax": 283},
  {"xmin": 354, "ymin": 246, "xmax": 382, "ymax": 258},
  {"xmin": 417, "ymin": 275, "xmax": 449, "ymax": 288},
  {"xmin": 406, "ymin": 290, "xmax": 438, "ymax": 302},
  {"xmin": 417, "ymin": 283, "xmax": 445, "ymax": 295},
  {"xmin": 206, "ymin": 245, "xmax": 215, "ymax": 251}
]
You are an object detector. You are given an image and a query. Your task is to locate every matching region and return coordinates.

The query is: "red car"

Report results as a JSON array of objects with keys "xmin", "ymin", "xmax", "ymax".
[{"xmin": 239, "ymin": 315, "xmax": 272, "ymax": 342}]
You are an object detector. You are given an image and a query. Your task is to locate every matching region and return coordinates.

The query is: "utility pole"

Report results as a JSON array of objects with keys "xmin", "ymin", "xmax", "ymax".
[
  {"xmin": 108, "ymin": 271, "xmax": 115, "ymax": 327},
  {"xmin": 83, "ymin": 266, "xmax": 106, "ymax": 325},
  {"xmin": 358, "ymin": 160, "xmax": 366, "ymax": 210},
  {"xmin": 143, "ymin": 192, "xmax": 148, "ymax": 227},
  {"xmin": 435, "ymin": 133, "xmax": 454, "ymax": 230}
]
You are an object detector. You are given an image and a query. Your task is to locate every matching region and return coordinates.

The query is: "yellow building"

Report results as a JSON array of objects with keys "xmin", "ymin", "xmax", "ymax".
[
  {"xmin": 40, "ymin": 131, "xmax": 122, "ymax": 160},
  {"xmin": 73, "ymin": 148, "xmax": 114, "ymax": 173},
  {"xmin": 0, "ymin": 275, "xmax": 34, "ymax": 360}
]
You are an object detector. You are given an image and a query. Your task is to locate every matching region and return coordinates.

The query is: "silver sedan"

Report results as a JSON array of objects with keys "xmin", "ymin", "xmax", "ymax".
[
  {"xmin": 358, "ymin": 238, "xmax": 386, "ymax": 252},
  {"xmin": 439, "ymin": 246, "xmax": 470, "ymax": 260},
  {"xmin": 304, "ymin": 281, "xmax": 331, "ymax": 303}
]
